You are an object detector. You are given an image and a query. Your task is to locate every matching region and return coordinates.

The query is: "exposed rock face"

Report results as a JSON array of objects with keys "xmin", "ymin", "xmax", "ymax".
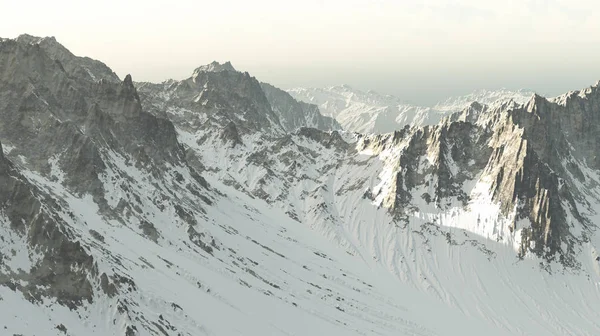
[
  {"xmin": 0, "ymin": 138, "xmax": 95, "ymax": 310},
  {"xmin": 261, "ymin": 82, "xmax": 342, "ymax": 132},
  {"xmin": 492, "ymin": 90, "xmax": 600, "ymax": 265},
  {"xmin": 137, "ymin": 62, "xmax": 343, "ymax": 140},
  {"xmin": 16, "ymin": 34, "xmax": 120, "ymax": 82},
  {"xmin": 351, "ymin": 86, "xmax": 600, "ymax": 267},
  {"xmin": 136, "ymin": 64, "xmax": 286, "ymax": 143},
  {"xmin": 0, "ymin": 36, "xmax": 184, "ymax": 190},
  {"xmin": 0, "ymin": 35, "xmax": 216, "ymax": 335},
  {"xmin": 369, "ymin": 122, "xmax": 492, "ymax": 215},
  {"xmin": 193, "ymin": 60, "xmax": 236, "ymax": 73}
]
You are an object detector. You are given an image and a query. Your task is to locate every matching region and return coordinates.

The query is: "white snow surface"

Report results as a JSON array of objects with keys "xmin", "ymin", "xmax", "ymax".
[
  {"xmin": 170, "ymin": 123, "xmax": 600, "ymax": 335},
  {"xmin": 288, "ymin": 85, "xmax": 536, "ymax": 134},
  {"xmin": 0, "ymin": 147, "xmax": 512, "ymax": 336}
]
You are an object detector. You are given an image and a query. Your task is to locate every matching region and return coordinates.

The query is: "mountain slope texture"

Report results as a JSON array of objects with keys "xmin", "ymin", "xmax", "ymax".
[{"xmin": 0, "ymin": 35, "xmax": 600, "ymax": 336}]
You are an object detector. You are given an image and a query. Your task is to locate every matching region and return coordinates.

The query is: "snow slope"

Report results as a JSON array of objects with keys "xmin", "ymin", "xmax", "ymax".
[
  {"xmin": 4, "ymin": 151, "xmax": 507, "ymax": 336},
  {"xmin": 170, "ymin": 124, "xmax": 600, "ymax": 336}
]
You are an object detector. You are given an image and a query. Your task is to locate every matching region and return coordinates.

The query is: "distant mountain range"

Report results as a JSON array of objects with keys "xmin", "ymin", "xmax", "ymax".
[{"xmin": 288, "ymin": 85, "xmax": 536, "ymax": 134}]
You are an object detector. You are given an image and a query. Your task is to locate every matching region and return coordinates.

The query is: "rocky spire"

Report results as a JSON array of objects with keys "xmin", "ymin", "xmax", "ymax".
[
  {"xmin": 119, "ymin": 74, "xmax": 142, "ymax": 108},
  {"xmin": 124, "ymin": 74, "xmax": 134, "ymax": 87}
]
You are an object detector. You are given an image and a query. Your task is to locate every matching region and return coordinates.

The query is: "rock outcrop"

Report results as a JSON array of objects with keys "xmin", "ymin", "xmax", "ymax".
[{"xmin": 261, "ymin": 82, "xmax": 342, "ymax": 132}]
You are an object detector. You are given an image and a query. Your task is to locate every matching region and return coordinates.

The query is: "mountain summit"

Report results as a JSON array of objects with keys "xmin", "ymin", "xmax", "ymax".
[{"xmin": 193, "ymin": 60, "xmax": 237, "ymax": 74}]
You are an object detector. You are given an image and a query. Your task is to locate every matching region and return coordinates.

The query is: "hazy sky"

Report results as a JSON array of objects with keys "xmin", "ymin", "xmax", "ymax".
[{"xmin": 3, "ymin": 0, "xmax": 600, "ymax": 105}]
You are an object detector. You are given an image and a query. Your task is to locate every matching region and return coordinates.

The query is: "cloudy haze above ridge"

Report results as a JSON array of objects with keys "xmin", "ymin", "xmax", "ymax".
[{"xmin": 4, "ymin": 0, "xmax": 600, "ymax": 105}]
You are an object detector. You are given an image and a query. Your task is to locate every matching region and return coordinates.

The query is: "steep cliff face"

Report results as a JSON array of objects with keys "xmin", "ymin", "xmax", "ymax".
[
  {"xmin": 0, "ymin": 138, "xmax": 96, "ymax": 310},
  {"xmin": 354, "ymin": 85, "xmax": 600, "ymax": 268},
  {"xmin": 0, "ymin": 35, "xmax": 219, "ymax": 335},
  {"xmin": 495, "ymin": 89, "xmax": 600, "ymax": 266},
  {"xmin": 15, "ymin": 34, "xmax": 120, "ymax": 82},
  {"xmin": 137, "ymin": 63, "xmax": 285, "ymax": 139},
  {"xmin": 0, "ymin": 36, "xmax": 183, "ymax": 177},
  {"xmin": 260, "ymin": 82, "xmax": 342, "ymax": 132},
  {"xmin": 136, "ymin": 62, "xmax": 341, "ymax": 147}
]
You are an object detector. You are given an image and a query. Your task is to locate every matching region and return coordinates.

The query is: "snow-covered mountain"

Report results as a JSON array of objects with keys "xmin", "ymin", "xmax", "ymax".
[
  {"xmin": 193, "ymin": 60, "xmax": 237, "ymax": 73},
  {"xmin": 135, "ymin": 63, "xmax": 340, "ymax": 136},
  {"xmin": 260, "ymin": 82, "xmax": 342, "ymax": 132},
  {"xmin": 434, "ymin": 88, "xmax": 538, "ymax": 111},
  {"xmin": 1, "ymin": 35, "xmax": 600, "ymax": 336},
  {"xmin": 288, "ymin": 85, "xmax": 536, "ymax": 134}
]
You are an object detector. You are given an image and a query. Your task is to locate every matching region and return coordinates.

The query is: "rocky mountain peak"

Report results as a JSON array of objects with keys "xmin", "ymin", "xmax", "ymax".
[
  {"xmin": 117, "ymin": 74, "xmax": 142, "ymax": 111},
  {"xmin": 13, "ymin": 34, "xmax": 119, "ymax": 83},
  {"xmin": 122, "ymin": 74, "xmax": 138, "ymax": 95},
  {"xmin": 525, "ymin": 93, "xmax": 549, "ymax": 114},
  {"xmin": 468, "ymin": 101, "xmax": 483, "ymax": 110},
  {"xmin": 138, "ymin": 62, "xmax": 339, "ymax": 137},
  {"xmin": 193, "ymin": 61, "xmax": 236, "ymax": 76},
  {"xmin": 581, "ymin": 80, "xmax": 600, "ymax": 97},
  {"xmin": 16, "ymin": 33, "xmax": 57, "ymax": 45},
  {"xmin": 123, "ymin": 73, "xmax": 134, "ymax": 86}
]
